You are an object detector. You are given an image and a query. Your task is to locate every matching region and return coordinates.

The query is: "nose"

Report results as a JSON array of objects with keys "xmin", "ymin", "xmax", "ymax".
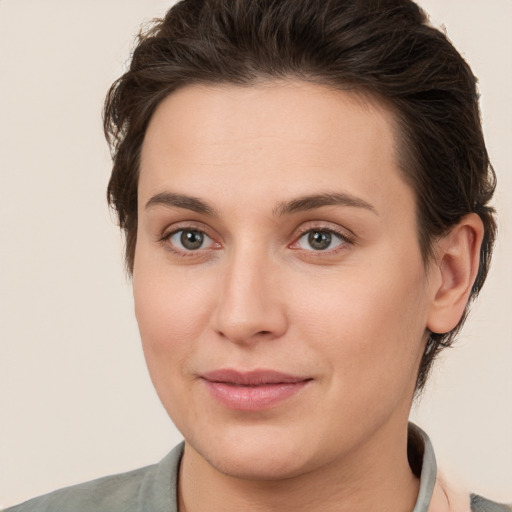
[{"xmin": 210, "ymin": 247, "xmax": 288, "ymax": 345}]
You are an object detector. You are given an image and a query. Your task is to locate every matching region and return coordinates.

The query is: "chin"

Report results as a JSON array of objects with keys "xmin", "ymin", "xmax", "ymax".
[
  {"xmin": 202, "ymin": 448, "xmax": 310, "ymax": 481},
  {"xmin": 186, "ymin": 424, "xmax": 319, "ymax": 481}
]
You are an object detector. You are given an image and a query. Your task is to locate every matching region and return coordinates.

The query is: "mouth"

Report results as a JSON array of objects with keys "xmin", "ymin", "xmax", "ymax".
[{"xmin": 200, "ymin": 369, "xmax": 312, "ymax": 411}]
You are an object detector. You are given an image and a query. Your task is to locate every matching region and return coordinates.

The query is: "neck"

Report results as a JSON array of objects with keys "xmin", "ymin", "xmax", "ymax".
[{"xmin": 178, "ymin": 418, "xmax": 420, "ymax": 512}]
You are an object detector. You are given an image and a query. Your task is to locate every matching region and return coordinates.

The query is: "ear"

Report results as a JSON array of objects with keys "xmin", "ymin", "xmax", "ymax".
[{"xmin": 427, "ymin": 213, "xmax": 484, "ymax": 334}]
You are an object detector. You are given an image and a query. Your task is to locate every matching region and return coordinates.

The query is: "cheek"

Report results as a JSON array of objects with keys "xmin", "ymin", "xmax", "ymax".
[
  {"xmin": 291, "ymin": 258, "xmax": 429, "ymax": 393},
  {"xmin": 132, "ymin": 259, "xmax": 216, "ymax": 378},
  {"xmin": 132, "ymin": 263, "xmax": 222, "ymax": 433}
]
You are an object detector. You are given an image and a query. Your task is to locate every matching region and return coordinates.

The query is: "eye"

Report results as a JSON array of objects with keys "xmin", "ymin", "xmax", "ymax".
[
  {"xmin": 295, "ymin": 229, "xmax": 346, "ymax": 251},
  {"xmin": 168, "ymin": 229, "xmax": 213, "ymax": 251}
]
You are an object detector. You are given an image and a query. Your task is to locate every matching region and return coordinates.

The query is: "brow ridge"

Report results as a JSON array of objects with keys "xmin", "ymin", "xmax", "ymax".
[
  {"xmin": 145, "ymin": 192, "xmax": 215, "ymax": 215},
  {"xmin": 273, "ymin": 192, "xmax": 377, "ymax": 217},
  {"xmin": 145, "ymin": 190, "xmax": 376, "ymax": 217}
]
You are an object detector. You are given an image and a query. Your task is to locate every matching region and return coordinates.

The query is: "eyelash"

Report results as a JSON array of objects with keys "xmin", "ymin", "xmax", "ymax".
[
  {"xmin": 290, "ymin": 224, "xmax": 355, "ymax": 255},
  {"xmin": 159, "ymin": 224, "xmax": 220, "ymax": 257},
  {"xmin": 159, "ymin": 223, "xmax": 355, "ymax": 257}
]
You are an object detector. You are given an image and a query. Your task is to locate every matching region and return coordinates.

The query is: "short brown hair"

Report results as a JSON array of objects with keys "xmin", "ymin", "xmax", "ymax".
[{"xmin": 104, "ymin": 0, "xmax": 496, "ymax": 391}]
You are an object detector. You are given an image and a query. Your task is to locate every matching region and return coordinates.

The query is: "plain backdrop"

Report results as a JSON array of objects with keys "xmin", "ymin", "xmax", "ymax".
[{"xmin": 0, "ymin": 0, "xmax": 511, "ymax": 507}]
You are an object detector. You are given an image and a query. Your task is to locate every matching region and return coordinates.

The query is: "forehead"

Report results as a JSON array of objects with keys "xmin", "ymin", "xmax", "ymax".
[
  {"xmin": 141, "ymin": 81, "xmax": 398, "ymax": 160},
  {"xmin": 139, "ymin": 81, "xmax": 411, "ymax": 218}
]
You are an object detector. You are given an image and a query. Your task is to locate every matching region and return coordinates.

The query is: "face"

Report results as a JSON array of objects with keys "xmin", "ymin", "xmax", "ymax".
[{"xmin": 134, "ymin": 82, "xmax": 435, "ymax": 480}]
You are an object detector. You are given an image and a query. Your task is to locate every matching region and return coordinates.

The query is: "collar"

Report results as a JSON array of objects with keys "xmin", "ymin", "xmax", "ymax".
[
  {"xmin": 409, "ymin": 422, "xmax": 471, "ymax": 512},
  {"xmin": 410, "ymin": 422, "xmax": 438, "ymax": 512}
]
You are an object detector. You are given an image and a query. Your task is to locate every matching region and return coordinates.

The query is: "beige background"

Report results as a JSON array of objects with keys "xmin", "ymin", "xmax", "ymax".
[{"xmin": 0, "ymin": 0, "xmax": 510, "ymax": 507}]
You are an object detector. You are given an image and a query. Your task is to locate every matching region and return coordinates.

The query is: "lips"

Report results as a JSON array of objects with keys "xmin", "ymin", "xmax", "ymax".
[{"xmin": 200, "ymin": 369, "xmax": 312, "ymax": 411}]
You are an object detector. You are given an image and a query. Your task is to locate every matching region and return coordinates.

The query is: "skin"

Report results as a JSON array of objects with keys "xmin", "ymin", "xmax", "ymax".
[{"xmin": 134, "ymin": 82, "xmax": 483, "ymax": 512}]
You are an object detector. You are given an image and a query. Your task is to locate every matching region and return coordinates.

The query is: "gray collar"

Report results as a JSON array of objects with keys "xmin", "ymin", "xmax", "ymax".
[{"xmin": 411, "ymin": 423, "xmax": 437, "ymax": 512}]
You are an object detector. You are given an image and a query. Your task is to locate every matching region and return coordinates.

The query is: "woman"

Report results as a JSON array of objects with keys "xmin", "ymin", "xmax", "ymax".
[{"xmin": 3, "ymin": 0, "xmax": 510, "ymax": 510}]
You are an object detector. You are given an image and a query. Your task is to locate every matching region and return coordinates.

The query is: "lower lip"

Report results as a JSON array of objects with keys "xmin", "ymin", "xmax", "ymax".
[{"xmin": 203, "ymin": 380, "xmax": 310, "ymax": 411}]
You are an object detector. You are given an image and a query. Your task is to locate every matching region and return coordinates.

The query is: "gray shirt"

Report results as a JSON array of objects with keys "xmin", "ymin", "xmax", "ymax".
[{"xmin": 4, "ymin": 425, "xmax": 511, "ymax": 512}]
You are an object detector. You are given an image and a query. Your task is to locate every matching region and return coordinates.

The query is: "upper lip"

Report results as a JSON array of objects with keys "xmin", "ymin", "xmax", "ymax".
[{"xmin": 201, "ymin": 369, "xmax": 311, "ymax": 386}]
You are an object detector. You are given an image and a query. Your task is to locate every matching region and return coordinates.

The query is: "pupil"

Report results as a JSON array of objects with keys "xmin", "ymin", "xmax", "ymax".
[
  {"xmin": 308, "ymin": 231, "xmax": 331, "ymax": 250},
  {"xmin": 181, "ymin": 230, "xmax": 204, "ymax": 250}
]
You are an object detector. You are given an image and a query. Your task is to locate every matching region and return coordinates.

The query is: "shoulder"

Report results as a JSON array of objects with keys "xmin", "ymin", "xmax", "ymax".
[
  {"xmin": 3, "ymin": 443, "xmax": 184, "ymax": 512},
  {"xmin": 3, "ymin": 465, "xmax": 152, "ymax": 512},
  {"xmin": 470, "ymin": 494, "xmax": 512, "ymax": 512}
]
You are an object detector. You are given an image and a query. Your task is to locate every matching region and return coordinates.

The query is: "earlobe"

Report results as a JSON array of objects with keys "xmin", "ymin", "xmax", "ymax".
[{"xmin": 427, "ymin": 214, "xmax": 484, "ymax": 334}]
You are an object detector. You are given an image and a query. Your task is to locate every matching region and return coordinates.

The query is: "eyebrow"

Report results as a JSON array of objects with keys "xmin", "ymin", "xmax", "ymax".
[
  {"xmin": 273, "ymin": 192, "xmax": 378, "ymax": 217},
  {"xmin": 144, "ymin": 190, "xmax": 377, "ymax": 217},
  {"xmin": 145, "ymin": 192, "xmax": 216, "ymax": 216}
]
